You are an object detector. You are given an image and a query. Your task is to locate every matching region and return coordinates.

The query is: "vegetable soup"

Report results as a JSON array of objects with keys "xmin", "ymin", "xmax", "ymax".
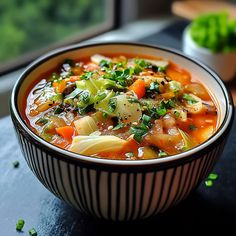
[{"xmin": 24, "ymin": 54, "xmax": 218, "ymax": 160}]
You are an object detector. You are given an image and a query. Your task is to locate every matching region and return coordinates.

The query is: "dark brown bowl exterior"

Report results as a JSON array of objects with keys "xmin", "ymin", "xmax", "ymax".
[{"xmin": 10, "ymin": 42, "xmax": 234, "ymax": 221}]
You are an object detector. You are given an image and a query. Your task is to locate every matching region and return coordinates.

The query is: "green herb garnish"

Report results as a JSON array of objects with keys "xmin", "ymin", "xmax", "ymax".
[
  {"xmin": 36, "ymin": 118, "xmax": 49, "ymax": 126},
  {"xmin": 142, "ymin": 114, "xmax": 151, "ymax": 126},
  {"xmin": 208, "ymin": 173, "xmax": 218, "ymax": 180},
  {"xmin": 13, "ymin": 161, "xmax": 20, "ymax": 168},
  {"xmin": 54, "ymin": 106, "xmax": 64, "ymax": 114},
  {"xmin": 130, "ymin": 123, "xmax": 149, "ymax": 142},
  {"xmin": 80, "ymin": 71, "xmax": 93, "ymax": 80},
  {"xmin": 16, "ymin": 219, "xmax": 25, "ymax": 231},
  {"xmin": 183, "ymin": 94, "xmax": 198, "ymax": 104},
  {"xmin": 205, "ymin": 180, "xmax": 213, "ymax": 187},
  {"xmin": 108, "ymin": 97, "xmax": 117, "ymax": 113},
  {"xmin": 29, "ymin": 228, "xmax": 37, "ymax": 236},
  {"xmin": 125, "ymin": 152, "xmax": 134, "ymax": 158},
  {"xmin": 159, "ymin": 151, "xmax": 167, "ymax": 157},
  {"xmin": 189, "ymin": 124, "xmax": 197, "ymax": 131},
  {"xmin": 99, "ymin": 60, "xmax": 111, "ymax": 68},
  {"xmin": 112, "ymin": 123, "xmax": 124, "ymax": 131}
]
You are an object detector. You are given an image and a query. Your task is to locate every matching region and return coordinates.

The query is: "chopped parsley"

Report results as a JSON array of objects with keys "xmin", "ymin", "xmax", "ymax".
[
  {"xmin": 108, "ymin": 97, "xmax": 117, "ymax": 113},
  {"xmin": 112, "ymin": 123, "xmax": 124, "ymax": 131},
  {"xmin": 80, "ymin": 71, "xmax": 93, "ymax": 80},
  {"xmin": 130, "ymin": 123, "xmax": 149, "ymax": 142},
  {"xmin": 189, "ymin": 124, "xmax": 197, "ymax": 131}
]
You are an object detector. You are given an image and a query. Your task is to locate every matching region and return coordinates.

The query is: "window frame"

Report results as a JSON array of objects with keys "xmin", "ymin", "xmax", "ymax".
[{"xmin": 0, "ymin": 0, "xmax": 121, "ymax": 76}]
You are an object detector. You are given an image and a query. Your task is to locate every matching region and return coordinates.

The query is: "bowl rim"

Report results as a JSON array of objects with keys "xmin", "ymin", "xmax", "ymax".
[{"xmin": 10, "ymin": 41, "xmax": 234, "ymax": 167}]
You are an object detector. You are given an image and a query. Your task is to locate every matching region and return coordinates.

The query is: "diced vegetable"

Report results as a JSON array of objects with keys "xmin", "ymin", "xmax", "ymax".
[
  {"xmin": 114, "ymin": 94, "xmax": 142, "ymax": 124},
  {"xmin": 53, "ymin": 79, "xmax": 67, "ymax": 93},
  {"xmin": 128, "ymin": 79, "xmax": 146, "ymax": 98},
  {"xmin": 169, "ymin": 80, "xmax": 182, "ymax": 92},
  {"xmin": 16, "ymin": 219, "xmax": 25, "ymax": 231},
  {"xmin": 146, "ymin": 133, "xmax": 183, "ymax": 155},
  {"xmin": 91, "ymin": 54, "xmax": 111, "ymax": 64},
  {"xmin": 69, "ymin": 135, "xmax": 127, "ymax": 155},
  {"xmin": 138, "ymin": 147, "xmax": 158, "ymax": 159},
  {"xmin": 56, "ymin": 126, "xmax": 74, "ymax": 142},
  {"xmin": 184, "ymin": 83, "xmax": 210, "ymax": 100},
  {"xmin": 74, "ymin": 116, "xmax": 98, "ymax": 135},
  {"xmin": 178, "ymin": 128, "xmax": 196, "ymax": 151},
  {"xmin": 36, "ymin": 100, "xmax": 54, "ymax": 112},
  {"xmin": 28, "ymin": 228, "xmax": 37, "ymax": 236},
  {"xmin": 183, "ymin": 93, "xmax": 203, "ymax": 114}
]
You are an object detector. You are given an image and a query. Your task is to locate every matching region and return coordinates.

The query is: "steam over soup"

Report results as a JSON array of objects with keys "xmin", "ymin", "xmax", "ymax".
[{"xmin": 24, "ymin": 54, "xmax": 218, "ymax": 160}]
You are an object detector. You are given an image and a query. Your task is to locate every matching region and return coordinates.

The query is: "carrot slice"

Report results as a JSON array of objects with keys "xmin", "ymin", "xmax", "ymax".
[
  {"xmin": 56, "ymin": 126, "xmax": 75, "ymax": 142},
  {"xmin": 128, "ymin": 79, "xmax": 146, "ymax": 99},
  {"xmin": 53, "ymin": 79, "xmax": 67, "ymax": 93}
]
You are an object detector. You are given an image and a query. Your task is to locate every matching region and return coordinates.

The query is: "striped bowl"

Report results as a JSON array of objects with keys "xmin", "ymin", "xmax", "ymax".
[{"xmin": 10, "ymin": 42, "xmax": 234, "ymax": 221}]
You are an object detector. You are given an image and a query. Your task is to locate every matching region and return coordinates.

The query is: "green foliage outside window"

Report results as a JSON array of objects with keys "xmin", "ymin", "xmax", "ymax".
[{"xmin": 0, "ymin": 0, "xmax": 105, "ymax": 63}]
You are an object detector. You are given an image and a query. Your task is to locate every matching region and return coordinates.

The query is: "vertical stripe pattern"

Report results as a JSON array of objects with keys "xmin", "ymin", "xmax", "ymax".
[{"xmin": 14, "ymin": 127, "xmax": 226, "ymax": 221}]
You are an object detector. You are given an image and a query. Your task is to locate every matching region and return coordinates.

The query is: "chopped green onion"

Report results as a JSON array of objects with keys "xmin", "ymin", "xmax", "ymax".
[
  {"xmin": 142, "ymin": 114, "xmax": 151, "ymax": 126},
  {"xmin": 208, "ymin": 173, "xmax": 218, "ymax": 180},
  {"xmin": 36, "ymin": 118, "xmax": 48, "ymax": 126},
  {"xmin": 149, "ymin": 81, "xmax": 159, "ymax": 92},
  {"xmin": 125, "ymin": 152, "xmax": 134, "ymax": 158},
  {"xmin": 94, "ymin": 92, "xmax": 107, "ymax": 103},
  {"xmin": 130, "ymin": 123, "xmax": 149, "ymax": 142},
  {"xmin": 159, "ymin": 151, "xmax": 167, "ymax": 157},
  {"xmin": 64, "ymin": 88, "xmax": 82, "ymax": 99},
  {"xmin": 174, "ymin": 111, "xmax": 180, "ymax": 118},
  {"xmin": 102, "ymin": 113, "xmax": 108, "ymax": 118},
  {"xmin": 13, "ymin": 161, "xmax": 20, "ymax": 168},
  {"xmin": 112, "ymin": 123, "xmax": 124, "ymax": 131},
  {"xmin": 156, "ymin": 107, "xmax": 167, "ymax": 117},
  {"xmin": 29, "ymin": 228, "xmax": 37, "ymax": 236},
  {"xmin": 16, "ymin": 219, "xmax": 25, "ymax": 231},
  {"xmin": 183, "ymin": 94, "xmax": 198, "ymax": 104},
  {"xmin": 189, "ymin": 124, "xmax": 197, "ymax": 131},
  {"xmin": 99, "ymin": 60, "xmax": 111, "ymax": 68},
  {"xmin": 205, "ymin": 180, "xmax": 213, "ymax": 187},
  {"xmin": 108, "ymin": 97, "xmax": 117, "ymax": 113},
  {"xmin": 80, "ymin": 71, "xmax": 93, "ymax": 80},
  {"xmin": 134, "ymin": 65, "xmax": 142, "ymax": 74},
  {"xmin": 54, "ymin": 107, "xmax": 64, "ymax": 114}
]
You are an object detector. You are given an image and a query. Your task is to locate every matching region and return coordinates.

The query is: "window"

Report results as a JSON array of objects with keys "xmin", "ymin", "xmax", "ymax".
[{"xmin": 0, "ymin": 0, "xmax": 118, "ymax": 74}]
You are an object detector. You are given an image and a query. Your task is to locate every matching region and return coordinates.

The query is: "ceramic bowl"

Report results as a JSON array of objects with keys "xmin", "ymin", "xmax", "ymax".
[
  {"xmin": 10, "ymin": 42, "xmax": 234, "ymax": 221},
  {"xmin": 183, "ymin": 26, "xmax": 236, "ymax": 82}
]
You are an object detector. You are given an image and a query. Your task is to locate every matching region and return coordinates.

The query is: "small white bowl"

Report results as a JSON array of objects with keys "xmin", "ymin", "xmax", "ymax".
[{"xmin": 183, "ymin": 26, "xmax": 236, "ymax": 82}]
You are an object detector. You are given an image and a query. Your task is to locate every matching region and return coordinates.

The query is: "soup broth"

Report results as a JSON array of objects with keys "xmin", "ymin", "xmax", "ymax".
[{"xmin": 24, "ymin": 54, "xmax": 218, "ymax": 160}]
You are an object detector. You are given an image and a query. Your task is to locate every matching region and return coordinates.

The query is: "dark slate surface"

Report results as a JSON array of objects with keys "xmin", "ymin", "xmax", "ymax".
[{"xmin": 1, "ymin": 21, "xmax": 236, "ymax": 235}]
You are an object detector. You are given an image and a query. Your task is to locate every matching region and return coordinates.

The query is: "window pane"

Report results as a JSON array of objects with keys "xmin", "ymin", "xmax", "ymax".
[{"xmin": 0, "ymin": 0, "xmax": 114, "ymax": 64}]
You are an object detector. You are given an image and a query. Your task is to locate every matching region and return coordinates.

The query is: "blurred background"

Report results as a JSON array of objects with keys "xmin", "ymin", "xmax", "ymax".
[{"xmin": 1, "ymin": 0, "xmax": 236, "ymax": 117}]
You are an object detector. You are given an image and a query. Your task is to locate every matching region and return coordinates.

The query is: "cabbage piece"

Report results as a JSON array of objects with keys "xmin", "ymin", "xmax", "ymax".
[
  {"xmin": 74, "ymin": 116, "xmax": 98, "ymax": 135},
  {"xmin": 114, "ymin": 94, "xmax": 142, "ymax": 124},
  {"xmin": 91, "ymin": 54, "xmax": 111, "ymax": 65},
  {"xmin": 144, "ymin": 59, "xmax": 169, "ymax": 68},
  {"xmin": 69, "ymin": 135, "xmax": 127, "ymax": 155},
  {"xmin": 178, "ymin": 128, "xmax": 196, "ymax": 151},
  {"xmin": 94, "ymin": 90, "xmax": 115, "ymax": 115}
]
